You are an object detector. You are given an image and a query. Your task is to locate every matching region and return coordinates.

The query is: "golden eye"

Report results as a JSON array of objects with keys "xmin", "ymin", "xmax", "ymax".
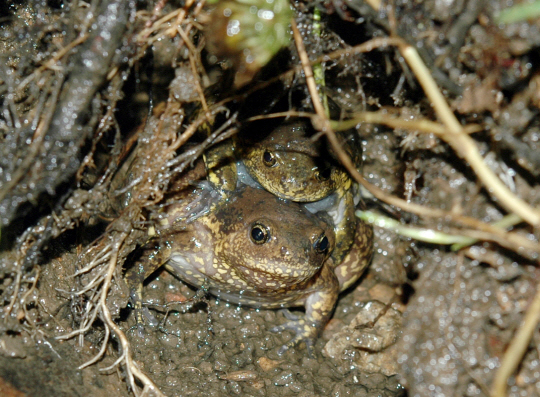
[
  {"xmin": 250, "ymin": 223, "xmax": 270, "ymax": 244},
  {"xmin": 263, "ymin": 150, "xmax": 277, "ymax": 167},
  {"xmin": 314, "ymin": 234, "xmax": 329, "ymax": 253}
]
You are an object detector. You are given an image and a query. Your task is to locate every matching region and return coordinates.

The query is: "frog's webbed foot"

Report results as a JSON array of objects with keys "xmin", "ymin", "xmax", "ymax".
[
  {"xmin": 270, "ymin": 310, "xmax": 319, "ymax": 356},
  {"xmin": 183, "ymin": 183, "xmax": 221, "ymax": 223},
  {"xmin": 152, "ymin": 181, "xmax": 220, "ymax": 227},
  {"xmin": 128, "ymin": 290, "xmax": 159, "ymax": 337},
  {"xmin": 129, "ymin": 308, "xmax": 160, "ymax": 337}
]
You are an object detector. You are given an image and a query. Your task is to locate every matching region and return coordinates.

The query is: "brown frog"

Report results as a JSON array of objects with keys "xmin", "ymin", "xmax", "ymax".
[
  {"xmin": 126, "ymin": 183, "xmax": 340, "ymax": 352},
  {"xmin": 237, "ymin": 119, "xmax": 350, "ymax": 202}
]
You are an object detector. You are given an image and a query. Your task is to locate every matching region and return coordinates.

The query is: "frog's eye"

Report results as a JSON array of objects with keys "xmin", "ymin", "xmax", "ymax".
[
  {"xmin": 314, "ymin": 234, "xmax": 329, "ymax": 253},
  {"xmin": 250, "ymin": 223, "xmax": 270, "ymax": 244},
  {"xmin": 316, "ymin": 167, "xmax": 332, "ymax": 181},
  {"xmin": 263, "ymin": 150, "xmax": 277, "ymax": 167}
]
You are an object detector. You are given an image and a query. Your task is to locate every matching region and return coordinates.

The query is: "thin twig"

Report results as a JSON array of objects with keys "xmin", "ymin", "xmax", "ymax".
[
  {"xmin": 398, "ymin": 44, "xmax": 540, "ymax": 226},
  {"xmin": 175, "ymin": 24, "xmax": 209, "ymax": 113},
  {"xmin": 293, "ymin": 22, "xmax": 540, "ymax": 226},
  {"xmin": 17, "ymin": 33, "xmax": 89, "ymax": 92},
  {"xmin": 291, "ymin": 19, "xmax": 327, "ymax": 119},
  {"xmin": 330, "ymin": 111, "xmax": 482, "ymax": 136},
  {"xmin": 137, "ymin": 9, "xmax": 182, "ymax": 41}
]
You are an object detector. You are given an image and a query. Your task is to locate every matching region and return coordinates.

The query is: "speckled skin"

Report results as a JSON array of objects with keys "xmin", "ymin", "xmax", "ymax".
[
  {"xmin": 334, "ymin": 217, "xmax": 373, "ymax": 291},
  {"xmin": 127, "ymin": 184, "xmax": 340, "ymax": 351},
  {"xmin": 237, "ymin": 119, "xmax": 371, "ymax": 276},
  {"xmin": 238, "ymin": 120, "xmax": 349, "ymax": 202}
]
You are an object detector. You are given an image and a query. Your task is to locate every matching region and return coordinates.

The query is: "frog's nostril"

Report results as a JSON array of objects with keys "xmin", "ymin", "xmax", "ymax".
[{"xmin": 314, "ymin": 234, "xmax": 329, "ymax": 253}]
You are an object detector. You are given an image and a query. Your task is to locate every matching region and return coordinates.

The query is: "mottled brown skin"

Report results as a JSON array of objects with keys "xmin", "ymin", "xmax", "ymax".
[
  {"xmin": 239, "ymin": 120, "xmax": 349, "ymax": 202},
  {"xmin": 127, "ymin": 185, "xmax": 339, "ymax": 352},
  {"xmin": 237, "ymin": 119, "xmax": 371, "ymax": 279},
  {"xmin": 204, "ymin": 140, "xmax": 238, "ymax": 199},
  {"xmin": 334, "ymin": 216, "xmax": 373, "ymax": 291}
]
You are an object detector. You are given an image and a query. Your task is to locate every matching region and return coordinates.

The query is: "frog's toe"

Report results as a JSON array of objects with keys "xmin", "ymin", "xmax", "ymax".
[
  {"xmin": 128, "ymin": 322, "xmax": 146, "ymax": 337},
  {"xmin": 184, "ymin": 184, "xmax": 221, "ymax": 222},
  {"xmin": 270, "ymin": 317, "xmax": 318, "ymax": 356},
  {"xmin": 139, "ymin": 306, "xmax": 159, "ymax": 327},
  {"xmin": 128, "ymin": 298, "xmax": 159, "ymax": 336},
  {"xmin": 278, "ymin": 308, "xmax": 301, "ymax": 321}
]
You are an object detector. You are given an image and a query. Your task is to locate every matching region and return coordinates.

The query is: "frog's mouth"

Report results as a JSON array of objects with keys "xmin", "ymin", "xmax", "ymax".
[{"xmin": 233, "ymin": 263, "xmax": 319, "ymax": 291}]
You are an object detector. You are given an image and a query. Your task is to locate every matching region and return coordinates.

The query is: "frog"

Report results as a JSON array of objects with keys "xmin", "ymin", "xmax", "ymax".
[
  {"xmin": 235, "ymin": 118, "xmax": 369, "ymax": 273},
  {"xmin": 126, "ymin": 183, "xmax": 340, "ymax": 353},
  {"xmin": 237, "ymin": 119, "xmax": 351, "ymax": 202}
]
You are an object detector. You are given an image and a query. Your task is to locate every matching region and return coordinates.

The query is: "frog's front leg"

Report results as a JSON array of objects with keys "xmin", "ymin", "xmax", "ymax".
[
  {"xmin": 334, "ymin": 217, "xmax": 374, "ymax": 291},
  {"xmin": 125, "ymin": 238, "xmax": 173, "ymax": 333},
  {"xmin": 329, "ymin": 188, "xmax": 357, "ymax": 265},
  {"xmin": 203, "ymin": 139, "xmax": 237, "ymax": 197},
  {"xmin": 270, "ymin": 264, "xmax": 339, "ymax": 355}
]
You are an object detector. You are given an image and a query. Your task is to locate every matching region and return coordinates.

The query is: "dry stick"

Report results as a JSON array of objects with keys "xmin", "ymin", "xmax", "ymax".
[
  {"xmin": 327, "ymin": 39, "xmax": 540, "ymax": 226},
  {"xmin": 330, "ymin": 111, "xmax": 482, "ymax": 136},
  {"xmin": 137, "ymin": 8, "xmax": 181, "ymax": 41},
  {"xmin": 169, "ymin": 103, "xmax": 226, "ymax": 153},
  {"xmin": 166, "ymin": 0, "xmax": 197, "ymax": 38},
  {"xmin": 350, "ymin": 148, "xmax": 539, "ymax": 255},
  {"xmin": 16, "ymin": 0, "xmax": 97, "ymax": 92},
  {"xmin": 491, "ymin": 284, "xmax": 540, "ymax": 397},
  {"xmin": 175, "ymin": 24, "xmax": 209, "ymax": 113},
  {"xmin": 136, "ymin": 0, "xmax": 200, "ymax": 47},
  {"xmin": 291, "ymin": 20, "xmax": 537, "ymax": 254},
  {"xmin": 399, "ymin": 45, "xmax": 540, "ymax": 226},
  {"xmin": 17, "ymin": 33, "xmax": 89, "ymax": 92},
  {"xmin": 295, "ymin": 22, "xmax": 540, "ymax": 253},
  {"xmin": 295, "ymin": 30, "xmax": 540, "ymax": 227},
  {"xmin": 195, "ymin": 38, "xmax": 404, "ymax": 128},
  {"xmin": 291, "ymin": 20, "xmax": 327, "ymax": 120},
  {"xmin": 0, "ymin": 77, "xmax": 63, "ymax": 204},
  {"xmin": 364, "ymin": 0, "xmax": 381, "ymax": 11},
  {"xmin": 293, "ymin": 18, "xmax": 393, "ymax": 196}
]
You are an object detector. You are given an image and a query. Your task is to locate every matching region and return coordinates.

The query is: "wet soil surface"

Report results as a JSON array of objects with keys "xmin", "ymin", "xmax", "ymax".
[{"xmin": 2, "ymin": 1, "xmax": 540, "ymax": 396}]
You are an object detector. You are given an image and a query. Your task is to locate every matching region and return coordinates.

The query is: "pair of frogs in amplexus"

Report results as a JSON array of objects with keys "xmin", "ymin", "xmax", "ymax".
[{"xmin": 127, "ymin": 118, "xmax": 373, "ymax": 354}]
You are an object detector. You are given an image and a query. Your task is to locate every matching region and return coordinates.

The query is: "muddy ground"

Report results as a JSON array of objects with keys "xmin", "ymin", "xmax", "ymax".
[{"xmin": 1, "ymin": 0, "xmax": 540, "ymax": 396}]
